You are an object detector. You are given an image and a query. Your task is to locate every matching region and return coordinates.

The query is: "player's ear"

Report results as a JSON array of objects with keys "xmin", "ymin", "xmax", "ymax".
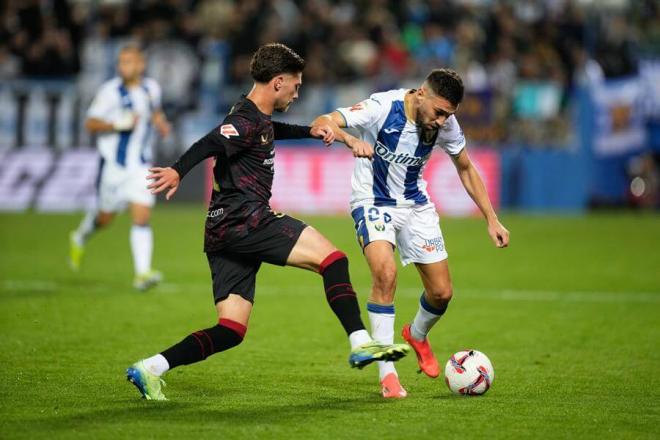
[{"xmin": 273, "ymin": 76, "xmax": 284, "ymax": 92}]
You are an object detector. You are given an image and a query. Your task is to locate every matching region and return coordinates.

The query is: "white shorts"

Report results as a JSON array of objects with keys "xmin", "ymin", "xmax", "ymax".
[
  {"xmin": 96, "ymin": 159, "xmax": 154, "ymax": 213},
  {"xmin": 350, "ymin": 203, "xmax": 447, "ymax": 266}
]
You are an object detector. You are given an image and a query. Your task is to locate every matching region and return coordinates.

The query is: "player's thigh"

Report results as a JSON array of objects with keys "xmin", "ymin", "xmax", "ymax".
[
  {"xmin": 286, "ymin": 226, "xmax": 337, "ymax": 272},
  {"xmin": 125, "ymin": 166, "xmax": 155, "ymax": 212},
  {"xmin": 97, "ymin": 163, "xmax": 127, "ymax": 213},
  {"xmin": 397, "ymin": 205, "xmax": 447, "ymax": 266},
  {"xmin": 228, "ymin": 213, "xmax": 308, "ymax": 267},
  {"xmin": 207, "ymin": 251, "xmax": 260, "ymax": 311}
]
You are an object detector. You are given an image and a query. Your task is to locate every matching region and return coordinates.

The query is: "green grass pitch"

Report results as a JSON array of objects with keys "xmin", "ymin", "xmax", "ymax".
[{"xmin": 1, "ymin": 207, "xmax": 659, "ymax": 439}]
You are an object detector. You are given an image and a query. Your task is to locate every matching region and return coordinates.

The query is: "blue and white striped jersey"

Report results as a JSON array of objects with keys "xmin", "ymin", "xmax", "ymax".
[
  {"xmin": 337, "ymin": 88, "xmax": 465, "ymax": 209},
  {"xmin": 87, "ymin": 77, "xmax": 162, "ymax": 168}
]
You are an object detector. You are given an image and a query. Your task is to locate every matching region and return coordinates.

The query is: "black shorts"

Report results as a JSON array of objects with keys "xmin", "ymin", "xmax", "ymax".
[{"xmin": 206, "ymin": 213, "xmax": 307, "ymax": 304}]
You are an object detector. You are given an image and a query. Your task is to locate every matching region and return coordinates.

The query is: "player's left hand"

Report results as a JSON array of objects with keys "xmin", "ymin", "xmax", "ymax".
[
  {"xmin": 147, "ymin": 167, "xmax": 180, "ymax": 200},
  {"xmin": 311, "ymin": 124, "xmax": 335, "ymax": 145},
  {"xmin": 488, "ymin": 220, "xmax": 510, "ymax": 248},
  {"xmin": 155, "ymin": 120, "xmax": 172, "ymax": 138}
]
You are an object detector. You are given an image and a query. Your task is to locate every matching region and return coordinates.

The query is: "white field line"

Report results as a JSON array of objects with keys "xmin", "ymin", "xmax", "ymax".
[{"xmin": 2, "ymin": 280, "xmax": 659, "ymax": 304}]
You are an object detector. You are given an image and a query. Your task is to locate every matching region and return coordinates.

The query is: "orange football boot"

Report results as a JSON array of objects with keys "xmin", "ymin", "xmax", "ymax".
[
  {"xmin": 380, "ymin": 373, "xmax": 407, "ymax": 398},
  {"xmin": 402, "ymin": 323, "xmax": 440, "ymax": 378}
]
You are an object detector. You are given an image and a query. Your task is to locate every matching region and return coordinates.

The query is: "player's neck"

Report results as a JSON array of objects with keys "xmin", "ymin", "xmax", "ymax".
[
  {"xmin": 246, "ymin": 85, "xmax": 274, "ymax": 115},
  {"xmin": 404, "ymin": 90, "xmax": 418, "ymax": 124},
  {"xmin": 122, "ymin": 77, "xmax": 141, "ymax": 88}
]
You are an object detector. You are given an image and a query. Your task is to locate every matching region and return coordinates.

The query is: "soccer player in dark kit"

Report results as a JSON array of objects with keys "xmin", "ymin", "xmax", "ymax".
[{"xmin": 126, "ymin": 43, "xmax": 409, "ymax": 400}]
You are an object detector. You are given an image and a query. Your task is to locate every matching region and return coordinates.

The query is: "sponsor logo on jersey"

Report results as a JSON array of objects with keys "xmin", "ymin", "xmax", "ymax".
[
  {"xmin": 220, "ymin": 124, "xmax": 239, "ymax": 138},
  {"xmin": 208, "ymin": 208, "xmax": 224, "ymax": 218},
  {"xmin": 421, "ymin": 237, "xmax": 444, "ymax": 253},
  {"xmin": 374, "ymin": 223, "xmax": 385, "ymax": 232},
  {"xmin": 383, "ymin": 128, "xmax": 399, "ymax": 134},
  {"xmin": 262, "ymin": 157, "xmax": 274, "ymax": 166},
  {"xmin": 374, "ymin": 141, "xmax": 429, "ymax": 166}
]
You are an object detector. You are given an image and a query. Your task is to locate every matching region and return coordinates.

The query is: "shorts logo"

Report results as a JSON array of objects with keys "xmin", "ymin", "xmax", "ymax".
[
  {"xmin": 220, "ymin": 124, "xmax": 239, "ymax": 138},
  {"xmin": 421, "ymin": 237, "xmax": 444, "ymax": 253}
]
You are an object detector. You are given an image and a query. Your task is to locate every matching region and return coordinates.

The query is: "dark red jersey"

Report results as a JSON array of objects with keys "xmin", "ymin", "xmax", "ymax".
[{"xmin": 172, "ymin": 95, "xmax": 313, "ymax": 252}]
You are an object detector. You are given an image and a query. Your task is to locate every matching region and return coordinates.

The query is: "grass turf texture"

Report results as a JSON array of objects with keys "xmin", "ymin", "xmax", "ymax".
[{"xmin": 1, "ymin": 207, "xmax": 658, "ymax": 439}]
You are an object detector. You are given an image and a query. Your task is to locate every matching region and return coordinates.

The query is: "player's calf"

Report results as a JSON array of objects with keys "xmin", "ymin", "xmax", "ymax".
[{"xmin": 319, "ymin": 250, "xmax": 366, "ymax": 336}]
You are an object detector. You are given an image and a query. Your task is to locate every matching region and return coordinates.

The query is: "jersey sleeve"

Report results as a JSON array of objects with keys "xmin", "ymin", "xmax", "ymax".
[
  {"xmin": 171, "ymin": 126, "xmax": 227, "ymax": 178},
  {"xmin": 436, "ymin": 115, "xmax": 466, "ymax": 156},
  {"xmin": 87, "ymin": 84, "xmax": 117, "ymax": 120},
  {"xmin": 272, "ymin": 121, "xmax": 312, "ymax": 139},
  {"xmin": 335, "ymin": 95, "xmax": 384, "ymax": 129}
]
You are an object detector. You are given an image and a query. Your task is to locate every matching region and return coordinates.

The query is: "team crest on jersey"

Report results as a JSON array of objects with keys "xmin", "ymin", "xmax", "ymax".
[{"xmin": 220, "ymin": 124, "xmax": 239, "ymax": 138}]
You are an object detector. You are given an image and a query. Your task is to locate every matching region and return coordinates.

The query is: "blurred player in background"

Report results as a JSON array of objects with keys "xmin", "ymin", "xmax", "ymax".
[
  {"xmin": 313, "ymin": 68, "xmax": 510, "ymax": 398},
  {"xmin": 125, "ymin": 43, "xmax": 409, "ymax": 401},
  {"xmin": 68, "ymin": 45, "xmax": 171, "ymax": 291}
]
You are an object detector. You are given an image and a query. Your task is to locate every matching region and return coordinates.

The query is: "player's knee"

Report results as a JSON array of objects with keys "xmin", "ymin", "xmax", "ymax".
[
  {"xmin": 319, "ymin": 250, "xmax": 348, "ymax": 275},
  {"xmin": 427, "ymin": 284, "xmax": 453, "ymax": 304},
  {"xmin": 216, "ymin": 319, "xmax": 247, "ymax": 349},
  {"xmin": 96, "ymin": 213, "xmax": 113, "ymax": 227},
  {"xmin": 372, "ymin": 266, "xmax": 397, "ymax": 299}
]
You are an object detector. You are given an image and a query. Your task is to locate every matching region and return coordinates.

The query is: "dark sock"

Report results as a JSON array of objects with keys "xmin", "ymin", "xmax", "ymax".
[
  {"xmin": 319, "ymin": 251, "xmax": 366, "ymax": 335},
  {"xmin": 161, "ymin": 319, "xmax": 247, "ymax": 370}
]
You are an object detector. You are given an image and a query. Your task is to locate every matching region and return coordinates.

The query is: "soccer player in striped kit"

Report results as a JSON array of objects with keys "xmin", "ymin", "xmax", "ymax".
[
  {"xmin": 69, "ymin": 45, "xmax": 171, "ymax": 291},
  {"xmin": 313, "ymin": 69, "xmax": 510, "ymax": 398}
]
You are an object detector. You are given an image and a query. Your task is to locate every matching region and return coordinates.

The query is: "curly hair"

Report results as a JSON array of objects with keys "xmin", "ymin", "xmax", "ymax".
[{"xmin": 250, "ymin": 43, "xmax": 306, "ymax": 83}]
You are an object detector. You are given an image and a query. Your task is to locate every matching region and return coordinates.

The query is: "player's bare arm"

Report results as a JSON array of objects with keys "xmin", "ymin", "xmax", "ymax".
[
  {"xmin": 85, "ymin": 115, "xmax": 137, "ymax": 133},
  {"xmin": 451, "ymin": 148, "xmax": 510, "ymax": 248},
  {"xmin": 311, "ymin": 112, "xmax": 374, "ymax": 158},
  {"xmin": 152, "ymin": 111, "xmax": 171, "ymax": 138}
]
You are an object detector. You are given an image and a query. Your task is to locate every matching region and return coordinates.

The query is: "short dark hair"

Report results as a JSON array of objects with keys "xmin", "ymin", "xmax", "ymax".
[
  {"xmin": 425, "ymin": 68, "xmax": 464, "ymax": 106},
  {"xmin": 250, "ymin": 43, "xmax": 305, "ymax": 83}
]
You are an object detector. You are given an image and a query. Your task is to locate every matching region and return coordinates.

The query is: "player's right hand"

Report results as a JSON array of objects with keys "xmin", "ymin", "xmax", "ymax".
[
  {"xmin": 113, "ymin": 111, "xmax": 138, "ymax": 132},
  {"xmin": 347, "ymin": 137, "xmax": 374, "ymax": 159},
  {"xmin": 147, "ymin": 167, "xmax": 180, "ymax": 200}
]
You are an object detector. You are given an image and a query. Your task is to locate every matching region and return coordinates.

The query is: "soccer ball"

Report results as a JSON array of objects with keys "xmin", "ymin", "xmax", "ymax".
[{"xmin": 444, "ymin": 350, "xmax": 494, "ymax": 395}]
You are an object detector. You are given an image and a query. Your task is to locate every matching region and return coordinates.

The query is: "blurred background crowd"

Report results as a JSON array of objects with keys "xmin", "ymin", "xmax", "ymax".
[{"xmin": 0, "ymin": 0, "xmax": 659, "ymax": 210}]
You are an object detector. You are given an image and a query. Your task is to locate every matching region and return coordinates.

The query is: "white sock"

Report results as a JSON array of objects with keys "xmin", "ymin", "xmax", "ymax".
[
  {"xmin": 142, "ymin": 354, "xmax": 169, "ymax": 376},
  {"xmin": 130, "ymin": 224, "xmax": 153, "ymax": 275},
  {"xmin": 367, "ymin": 302, "xmax": 397, "ymax": 380},
  {"xmin": 348, "ymin": 329, "xmax": 371, "ymax": 349},
  {"xmin": 74, "ymin": 210, "xmax": 98, "ymax": 244},
  {"xmin": 410, "ymin": 293, "xmax": 446, "ymax": 341}
]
